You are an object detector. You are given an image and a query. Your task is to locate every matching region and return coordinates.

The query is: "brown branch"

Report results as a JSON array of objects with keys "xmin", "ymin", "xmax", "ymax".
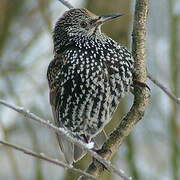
[
  {"xmin": 147, "ymin": 73, "xmax": 180, "ymax": 105},
  {"xmin": 0, "ymin": 99, "xmax": 130, "ymax": 180},
  {"xmin": 79, "ymin": 0, "xmax": 150, "ymax": 179},
  {"xmin": 0, "ymin": 140, "xmax": 97, "ymax": 180}
]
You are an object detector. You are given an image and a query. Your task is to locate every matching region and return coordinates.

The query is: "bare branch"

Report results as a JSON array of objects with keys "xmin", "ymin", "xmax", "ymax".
[
  {"xmin": 0, "ymin": 99, "xmax": 130, "ymax": 180},
  {"xmin": 0, "ymin": 140, "xmax": 97, "ymax": 180},
  {"xmin": 58, "ymin": 0, "xmax": 74, "ymax": 9},
  {"xmin": 79, "ymin": 0, "xmax": 150, "ymax": 179},
  {"xmin": 147, "ymin": 73, "xmax": 180, "ymax": 105}
]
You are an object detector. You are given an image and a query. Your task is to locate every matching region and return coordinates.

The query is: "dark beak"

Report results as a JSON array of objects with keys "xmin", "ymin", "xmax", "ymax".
[{"xmin": 97, "ymin": 13, "xmax": 124, "ymax": 25}]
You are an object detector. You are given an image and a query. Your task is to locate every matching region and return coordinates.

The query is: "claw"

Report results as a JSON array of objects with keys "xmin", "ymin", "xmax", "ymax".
[{"xmin": 133, "ymin": 80, "xmax": 151, "ymax": 91}]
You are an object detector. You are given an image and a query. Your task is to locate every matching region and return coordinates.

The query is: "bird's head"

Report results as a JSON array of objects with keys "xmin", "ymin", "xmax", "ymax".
[{"xmin": 53, "ymin": 8, "xmax": 123, "ymax": 53}]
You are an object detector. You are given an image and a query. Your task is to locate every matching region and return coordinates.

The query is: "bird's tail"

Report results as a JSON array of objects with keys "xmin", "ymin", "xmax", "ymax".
[{"xmin": 56, "ymin": 129, "xmax": 107, "ymax": 164}]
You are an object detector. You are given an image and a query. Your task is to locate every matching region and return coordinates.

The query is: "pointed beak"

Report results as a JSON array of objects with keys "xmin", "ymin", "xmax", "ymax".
[{"xmin": 97, "ymin": 13, "xmax": 124, "ymax": 25}]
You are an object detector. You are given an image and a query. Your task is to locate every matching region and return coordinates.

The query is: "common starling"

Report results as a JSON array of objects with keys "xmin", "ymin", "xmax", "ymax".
[{"xmin": 47, "ymin": 8, "xmax": 134, "ymax": 164}]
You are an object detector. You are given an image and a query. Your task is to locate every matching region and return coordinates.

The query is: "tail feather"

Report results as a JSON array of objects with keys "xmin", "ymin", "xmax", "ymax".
[
  {"xmin": 56, "ymin": 133, "xmax": 74, "ymax": 164},
  {"xmin": 56, "ymin": 129, "xmax": 107, "ymax": 164},
  {"xmin": 74, "ymin": 144, "xmax": 86, "ymax": 162},
  {"xmin": 92, "ymin": 129, "xmax": 107, "ymax": 149}
]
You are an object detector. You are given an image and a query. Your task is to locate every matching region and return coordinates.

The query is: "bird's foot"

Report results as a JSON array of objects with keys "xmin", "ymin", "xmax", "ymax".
[{"xmin": 133, "ymin": 80, "xmax": 150, "ymax": 91}]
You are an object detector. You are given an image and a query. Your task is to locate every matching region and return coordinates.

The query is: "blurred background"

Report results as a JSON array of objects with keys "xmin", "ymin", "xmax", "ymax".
[{"xmin": 0, "ymin": 0, "xmax": 180, "ymax": 179}]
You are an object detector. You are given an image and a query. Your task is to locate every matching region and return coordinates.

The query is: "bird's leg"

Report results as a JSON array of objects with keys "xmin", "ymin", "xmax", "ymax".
[{"xmin": 81, "ymin": 134, "xmax": 89, "ymax": 143}]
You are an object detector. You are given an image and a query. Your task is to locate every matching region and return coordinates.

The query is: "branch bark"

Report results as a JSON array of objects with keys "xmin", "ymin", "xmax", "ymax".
[{"xmin": 79, "ymin": 0, "xmax": 150, "ymax": 179}]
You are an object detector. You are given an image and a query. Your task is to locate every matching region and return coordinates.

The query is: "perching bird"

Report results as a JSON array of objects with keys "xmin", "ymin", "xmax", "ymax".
[{"xmin": 47, "ymin": 8, "xmax": 134, "ymax": 164}]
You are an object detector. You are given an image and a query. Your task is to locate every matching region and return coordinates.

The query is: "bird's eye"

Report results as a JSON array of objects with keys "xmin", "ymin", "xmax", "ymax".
[{"xmin": 80, "ymin": 21, "xmax": 88, "ymax": 28}]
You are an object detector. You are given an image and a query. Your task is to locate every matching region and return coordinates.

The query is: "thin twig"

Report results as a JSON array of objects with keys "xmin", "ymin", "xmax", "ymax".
[
  {"xmin": 0, "ymin": 99, "xmax": 131, "ymax": 180},
  {"xmin": 0, "ymin": 140, "xmax": 97, "ymax": 180},
  {"xmin": 58, "ymin": 0, "xmax": 74, "ymax": 9},
  {"xmin": 147, "ymin": 73, "xmax": 180, "ymax": 105}
]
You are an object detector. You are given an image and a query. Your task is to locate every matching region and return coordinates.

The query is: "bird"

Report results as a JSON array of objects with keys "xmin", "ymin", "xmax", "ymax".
[{"xmin": 47, "ymin": 8, "xmax": 134, "ymax": 164}]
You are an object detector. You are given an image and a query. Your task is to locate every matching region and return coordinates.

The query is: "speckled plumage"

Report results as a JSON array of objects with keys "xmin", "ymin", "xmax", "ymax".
[{"xmin": 47, "ymin": 8, "xmax": 134, "ymax": 164}]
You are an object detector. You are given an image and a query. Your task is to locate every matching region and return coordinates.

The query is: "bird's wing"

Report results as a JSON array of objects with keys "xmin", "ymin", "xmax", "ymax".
[
  {"xmin": 49, "ymin": 88, "xmax": 75, "ymax": 164},
  {"xmin": 48, "ymin": 56, "xmax": 86, "ymax": 164}
]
